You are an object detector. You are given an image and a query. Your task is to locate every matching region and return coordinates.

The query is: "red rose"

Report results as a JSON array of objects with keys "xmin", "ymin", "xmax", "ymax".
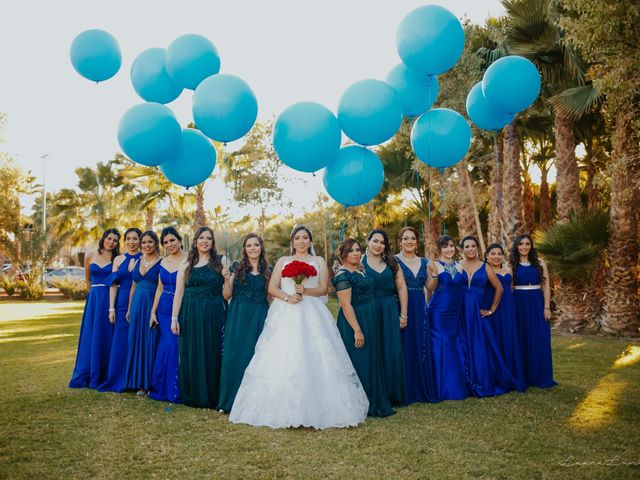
[{"xmin": 282, "ymin": 260, "xmax": 318, "ymax": 284}]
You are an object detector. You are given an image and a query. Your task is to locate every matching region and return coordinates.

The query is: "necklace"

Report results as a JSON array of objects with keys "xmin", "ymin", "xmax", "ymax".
[
  {"xmin": 399, "ymin": 252, "xmax": 418, "ymax": 263},
  {"xmin": 519, "ymin": 261, "xmax": 531, "ymax": 266},
  {"xmin": 440, "ymin": 260, "xmax": 457, "ymax": 278},
  {"xmin": 141, "ymin": 256, "xmax": 158, "ymax": 268}
]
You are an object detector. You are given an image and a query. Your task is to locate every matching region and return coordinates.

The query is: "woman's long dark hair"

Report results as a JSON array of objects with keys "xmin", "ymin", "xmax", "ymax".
[
  {"xmin": 235, "ymin": 233, "xmax": 270, "ymax": 290},
  {"xmin": 141, "ymin": 230, "xmax": 160, "ymax": 254},
  {"xmin": 185, "ymin": 226, "xmax": 223, "ymax": 281},
  {"xmin": 510, "ymin": 234, "xmax": 544, "ymax": 284},
  {"xmin": 98, "ymin": 228, "xmax": 121, "ymax": 260},
  {"xmin": 160, "ymin": 226, "xmax": 182, "ymax": 248},
  {"xmin": 367, "ymin": 229, "xmax": 399, "ymax": 275}
]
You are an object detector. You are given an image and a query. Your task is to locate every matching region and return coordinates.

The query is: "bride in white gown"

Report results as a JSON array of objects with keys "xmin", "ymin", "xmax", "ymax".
[{"xmin": 229, "ymin": 225, "xmax": 369, "ymax": 429}]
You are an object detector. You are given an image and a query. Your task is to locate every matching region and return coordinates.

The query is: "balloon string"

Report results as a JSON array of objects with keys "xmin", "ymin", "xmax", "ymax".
[
  {"xmin": 427, "ymin": 168, "xmax": 432, "ymax": 246},
  {"xmin": 509, "ymin": 122, "xmax": 515, "ymax": 236},
  {"xmin": 440, "ymin": 167, "xmax": 446, "ymax": 235},
  {"xmin": 494, "ymin": 133, "xmax": 501, "ymax": 210},
  {"xmin": 339, "ymin": 206, "xmax": 347, "ymax": 242},
  {"xmin": 415, "ymin": 169, "xmax": 426, "ymax": 244}
]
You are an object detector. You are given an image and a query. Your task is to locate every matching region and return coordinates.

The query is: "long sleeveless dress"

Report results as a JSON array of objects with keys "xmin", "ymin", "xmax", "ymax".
[
  {"xmin": 98, "ymin": 252, "xmax": 141, "ymax": 393},
  {"xmin": 149, "ymin": 265, "xmax": 181, "ymax": 403},
  {"xmin": 69, "ymin": 262, "xmax": 113, "ymax": 389},
  {"xmin": 428, "ymin": 261, "xmax": 469, "ymax": 401},
  {"xmin": 217, "ymin": 272, "xmax": 269, "ymax": 412},
  {"xmin": 461, "ymin": 263, "xmax": 519, "ymax": 397},
  {"xmin": 363, "ymin": 256, "xmax": 405, "ymax": 406},
  {"xmin": 396, "ymin": 257, "xmax": 438, "ymax": 403},
  {"xmin": 124, "ymin": 260, "xmax": 160, "ymax": 391},
  {"xmin": 513, "ymin": 263, "xmax": 557, "ymax": 388},
  {"xmin": 230, "ymin": 258, "xmax": 368, "ymax": 429},
  {"xmin": 335, "ymin": 269, "xmax": 394, "ymax": 417},
  {"xmin": 481, "ymin": 272, "xmax": 526, "ymax": 392},
  {"xmin": 178, "ymin": 265, "xmax": 226, "ymax": 408}
]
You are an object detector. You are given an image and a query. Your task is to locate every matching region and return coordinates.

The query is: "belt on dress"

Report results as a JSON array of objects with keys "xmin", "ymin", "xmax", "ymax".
[
  {"xmin": 162, "ymin": 290, "xmax": 175, "ymax": 295},
  {"xmin": 91, "ymin": 283, "xmax": 107, "ymax": 288},
  {"xmin": 514, "ymin": 285, "xmax": 541, "ymax": 290}
]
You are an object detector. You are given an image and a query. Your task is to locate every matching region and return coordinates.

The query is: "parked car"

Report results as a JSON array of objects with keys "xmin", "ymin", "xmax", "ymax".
[{"xmin": 44, "ymin": 267, "xmax": 85, "ymax": 287}]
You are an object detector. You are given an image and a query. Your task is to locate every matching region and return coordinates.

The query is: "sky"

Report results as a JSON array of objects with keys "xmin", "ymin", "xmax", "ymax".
[{"xmin": 1, "ymin": 0, "xmax": 507, "ymax": 219}]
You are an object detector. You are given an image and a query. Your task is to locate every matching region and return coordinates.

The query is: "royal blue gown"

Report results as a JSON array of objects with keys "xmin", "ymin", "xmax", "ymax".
[
  {"xmin": 363, "ymin": 256, "xmax": 405, "ymax": 406},
  {"xmin": 396, "ymin": 257, "xmax": 438, "ymax": 404},
  {"xmin": 461, "ymin": 263, "xmax": 520, "ymax": 397},
  {"xmin": 513, "ymin": 263, "xmax": 557, "ymax": 388},
  {"xmin": 149, "ymin": 265, "xmax": 181, "ymax": 403},
  {"xmin": 481, "ymin": 272, "xmax": 526, "ymax": 392},
  {"xmin": 69, "ymin": 262, "xmax": 113, "ymax": 389},
  {"xmin": 98, "ymin": 252, "xmax": 141, "ymax": 393},
  {"xmin": 428, "ymin": 262, "xmax": 469, "ymax": 401},
  {"xmin": 124, "ymin": 259, "xmax": 160, "ymax": 391}
]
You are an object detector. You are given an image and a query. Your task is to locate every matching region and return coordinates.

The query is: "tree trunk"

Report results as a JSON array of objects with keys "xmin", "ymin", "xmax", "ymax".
[
  {"xmin": 145, "ymin": 207, "xmax": 154, "ymax": 231},
  {"xmin": 539, "ymin": 165, "xmax": 552, "ymax": 227},
  {"xmin": 488, "ymin": 134, "xmax": 503, "ymax": 244},
  {"xmin": 456, "ymin": 161, "xmax": 485, "ymax": 252},
  {"xmin": 423, "ymin": 212, "xmax": 441, "ymax": 260},
  {"xmin": 502, "ymin": 125, "xmax": 524, "ymax": 248},
  {"xmin": 194, "ymin": 186, "xmax": 206, "ymax": 231},
  {"xmin": 585, "ymin": 160, "xmax": 600, "ymax": 210},
  {"xmin": 601, "ymin": 112, "xmax": 640, "ymax": 336},
  {"xmin": 554, "ymin": 111, "xmax": 581, "ymax": 222},
  {"xmin": 522, "ymin": 175, "xmax": 536, "ymax": 234}
]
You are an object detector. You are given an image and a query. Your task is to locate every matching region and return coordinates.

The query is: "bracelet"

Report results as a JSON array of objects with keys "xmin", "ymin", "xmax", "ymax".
[
  {"xmin": 108, "ymin": 308, "xmax": 115, "ymax": 312},
  {"xmin": 544, "ymin": 307, "xmax": 551, "ymax": 311},
  {"xmin": 171, "ymin": 316, "xmax": 178, "ymax": 321},
  {"xmin": 399, "ymin": 314, "xmax": 407, "ymax": 320}
]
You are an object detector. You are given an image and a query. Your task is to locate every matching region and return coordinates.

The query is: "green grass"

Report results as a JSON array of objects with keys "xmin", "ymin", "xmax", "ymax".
[{"xmin": 0, "ymin": 300, "xmax": 639, "ymax": 479}]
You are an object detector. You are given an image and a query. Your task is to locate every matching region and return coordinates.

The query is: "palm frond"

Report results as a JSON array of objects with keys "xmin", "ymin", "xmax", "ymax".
[{"xmin": 548, "ymin": 84, "xmax": 602, "ymax": 120}]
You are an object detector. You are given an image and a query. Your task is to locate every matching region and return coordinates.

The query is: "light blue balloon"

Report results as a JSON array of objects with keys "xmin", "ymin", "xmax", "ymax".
[
  {"xmin": 386, "ymin": 63, "xmax": 439, "ymax": 117},
  {"xmin": 165, "ymin": 34, "xmax": 221, "ymax": 90},
  {"xmin": 273, "ymin": 102, "xmax": 341, "ymax": 173},
  {"xmin": 70, "ymin": 29, "xmax": 121, "ymax": 82},
  {"xmin": 396, "ymin": 5, "xmax": 464, "ymax": 75},
  {"xmin": 323, "ymin": 146, "xmax": 384, "ymax": 207},
  {"xmin": 117, "ymin": 103, "xmax": 182, "ymax": 167},
  {"xmin": 131, "ymin": 48, "xmax": 182, "ymax": 104},
  {"xmin": 338, "ymin": 79, "xmax": 403, "ymax": 146},
  {"xmin": 411, "ymin": 108, "xmax": 471, "ymax": 168},
  {"xmin": 466, "ymin": 82, "xmax": 514, "ymax": 131},
  {"xmin": 482, "ymin": 55, "xmax": 541, "ymax": 114},
  {"xmin": 160, "ymin": 129, "xmax": 216, "ymax": 187},
  {"xmin": 192, "ymin": 74, "xmax": 258, "ymax": 143}
]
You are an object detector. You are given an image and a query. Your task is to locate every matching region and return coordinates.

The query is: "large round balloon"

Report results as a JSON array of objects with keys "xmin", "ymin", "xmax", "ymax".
[
  {"xmin": 338, "ymin": 79, "xmax": 403, "ymax": 146},
  {"xmin": 386, "ymin": 63, "xmax": 439, "ymax": 117},
  {"xmin": 70, "ymin": 29, "xmax": 121, "ymax": 82},
  {"xmin": 273, "ymin": 102, "xmax": 341, "ymax": 173},
  {"xmin": 165, "ymin": 34, "xmax": 221, "ymax": 90},
  {"xmin": 466, "ymin": 82, "xmax": 514, "ymax": 131},
  {"xmin": 131, "ymin": 48, "xmax": 182, "ymax": 104},
  {"xmin": 117, "ymin": 103, "xmax": 182, "ymax": 167},
  {"xmin": 482, "ymin": 55, "xmax": 541, "ymax": 114},
  {"xmin": 160, "ymin": 129, "xmax": 216, "ymax": 187},
  {"xmin": 411, "ymin": 108, "xmax": 471, "ymax": 168},
  {"xmin": 192, "ymin": 74, "xmax": 258, "ymax": 143},
  {"xmin": 323, "ymin": 146, "xmax": 384, "ymax": 207},
  {"xmin": 396, "ymin": 6, "xmax": 464, "ymax": 75}
]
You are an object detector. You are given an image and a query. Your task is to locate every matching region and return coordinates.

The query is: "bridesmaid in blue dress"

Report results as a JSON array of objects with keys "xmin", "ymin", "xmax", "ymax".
[
  {"xmin": 125, "ymin": 230, "xmax": 161, "ymax": 395},
  {"xmin": 482, "ymin": 244, "xmax": 526, "ymax": 392},
  {"xmin": 460, "ymin": 236, "xmax": 520, "ymax": 397},
  {"xmin": 363, "ymin": 229, "xmax": 408, "ymax": 407},
  {"xmin": 395, "ymin": 226, "xmax": 438, "ymax": 404},
  {"xmin": 335, "ymin": 238, "xmax": 394, "ymax": 417},
  {"xmin": 510, "ymin": 234, "xmax": 557, "ymax": 389},
  {"xmin": 148, "ymin": 227, "xmax": 187, "ymax": 403},
  {"xmin": 98, "ymin": 227, "xmax": 142, "ymax": 393},
  {"xmin": 218, "ymin": 233, "xmax": 270, "ymax": 412},
  {"xmin": 69, "ymin": 228, "xmax": 121, "ymax": 389},
  {"xmin": 425, "ymin": 235, "xmax": 469, "ymax": 401}
]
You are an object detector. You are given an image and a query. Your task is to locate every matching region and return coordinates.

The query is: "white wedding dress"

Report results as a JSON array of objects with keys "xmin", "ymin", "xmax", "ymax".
[{"xmin": 229, "ymin": 258, "xmax": 369, "ymax": 429}]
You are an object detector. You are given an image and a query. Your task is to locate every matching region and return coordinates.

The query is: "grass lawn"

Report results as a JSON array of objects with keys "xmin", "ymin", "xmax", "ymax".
[{"xmin": 0, "ymin": 300, "xmax": 638, "ymax": 479}]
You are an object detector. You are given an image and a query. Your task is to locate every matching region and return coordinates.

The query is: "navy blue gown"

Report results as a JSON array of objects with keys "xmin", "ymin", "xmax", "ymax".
[
  {"xmin": 98, "ymin": 252, "xmax": 141, "ymax": 393},
  {"xmin": 481, "ymin": 272, "xmax": 526, "ymax": 392},
  {"xmin": 69, "ymin": 262, "xmax": 113, "ymax": 389},
  {"xmin": 461, "ymin": 263, "xmax": 520, "ymax": 397},
  {"xmin": 149, "ymin": 265, "xmax": 181, "ymax": 403},
  {"xmin": 428, "ymin": 262, "xmax": 469, "ymax": 401},
  {"xmin": 513, "ymin": 263, "xmax": 557, "ymax": 388},
  {"xmin": 124, "ymin": 259, "xmax": 160, "ymax": 391},
  {"xmin": 396, "ymin": 257, "xmax": 438, "ymax": 404}
]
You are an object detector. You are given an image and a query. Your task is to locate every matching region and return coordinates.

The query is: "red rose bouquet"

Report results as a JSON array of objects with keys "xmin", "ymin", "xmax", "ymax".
[{"xmin": 282, "ymin": 260, "xmax": 318, "ymax": 284}]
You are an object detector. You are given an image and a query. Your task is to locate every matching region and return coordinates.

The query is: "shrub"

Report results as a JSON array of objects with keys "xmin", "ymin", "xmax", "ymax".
[
  {"xmin": 54, "ymin": 278, "xmax": 88, "ymax": 300},
  {"xmin": 0, "ymin": 274, "xmax": 17, "ymax": 297},
  {"xmin": 16, "ymin": 279, "xmax": 45, "ymax": 301}
]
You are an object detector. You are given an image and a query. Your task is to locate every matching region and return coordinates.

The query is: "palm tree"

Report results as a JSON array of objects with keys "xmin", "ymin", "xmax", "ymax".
[
  {"xmin": 501, "ymin": 123, "xmax": 525, "ymax": 245},
  {"xmin": 535, "ymin": 209, "xmax": 608, "ymax": 332}
]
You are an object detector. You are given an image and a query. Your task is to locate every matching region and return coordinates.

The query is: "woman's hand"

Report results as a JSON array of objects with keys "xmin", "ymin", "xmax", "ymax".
[
  {"xmin": 222, "ymin": 267, "xmax": 231, "ymax": 280},
  {"xmin": 108, "ymin": 309, "xmax": 116, "ymax": 324},
  {"xmin": 294, "ymin": 284, "xmax": 304, "ymax": 295},
  {"xmin": 480, "ymin": 309, "xmax": 493, "ymax": 318},
  {"xmin": 171, "ymin": 318, "xmax": 180, "ymax": 335},
  {"xmin": 125, "ymin": 311, "xmax": 130, "ymax": 323},
  {"xmin": 150, "ymin": 312, "xmax": 158, "ymax": 328},
  {"xmin": 399, "ymin": 315, "xmax": 407, "ymax": 329},
  {"xmin": 354, "ymin": 330, "xmax": 365, "ymax": 348},
  {"xmin": 543, "ymin": 308, "xmax": 552, "ymax": 321},
  {"xmin": 286, "ymin": 295, "xmax": 302, "ymax": 304}
]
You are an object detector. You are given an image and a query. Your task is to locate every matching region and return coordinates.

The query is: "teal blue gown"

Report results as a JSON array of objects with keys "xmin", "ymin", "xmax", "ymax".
[
  {"xmin": 363, "ymin": 256, "xmax": 405, "ymax": 406},
  {"xmin": 334, "ymin": 269, "xmax": 394, "ymax": 417},
  {"xmin": 217, "ymin": 272, "xmax": 269, "ymax": 412}
]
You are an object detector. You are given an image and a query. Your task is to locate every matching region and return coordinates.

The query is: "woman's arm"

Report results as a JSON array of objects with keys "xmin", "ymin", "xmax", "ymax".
[
  {"xmin": 426, "ymin": 260, "xmax": 440, "ymax": 293},
  {"xmin": 336, "ymin": 287, "xmax": 364, "ymax": 348},
  {"xmin": 395, "ymin": 266, "xmax": 408, "ymax": 329},
  {"xmin": 299, "ymin": 256, "xmax": 329, "ymax": 297},
  {"xmin": 223, "ymin": 273, "xmax": 235, "ymax": 301},
  {"xmin": 481, "ymin": 264, "xmax": 504, "ymax": 317},
  {"xmin": 125, "ymin": 259, "xmax": 139, "ymax": 323},
  {"xmin": 540, "ymin": 259, "xmax": 552, "ymax": 321},
  {"xmin": 171, "ymin": 262, "xmax": 188, "ymax": 335},
  {"xmin": 108, "ymin": 255, "xmax": 124, "ymax": 324},
  {"xmin": 84, "ymin": 252, "xmax": 93, "ymax": 290},
  {"xmin": 267, "ymin": 257, "xmax": 301, "ymax": 304},
  {"xmin": 149, "ymin": 274, "xmax": 164, "ymax": 328}
]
